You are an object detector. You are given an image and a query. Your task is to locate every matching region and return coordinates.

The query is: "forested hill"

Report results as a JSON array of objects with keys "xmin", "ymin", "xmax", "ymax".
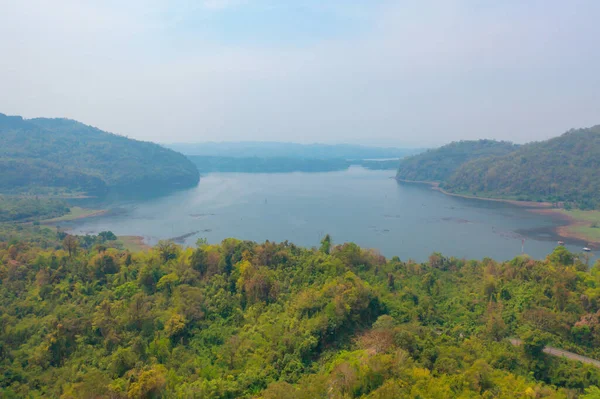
[
  {"xmin": 445, "ymin": 125, "xmax": 600, "ymax": 209},
  {"xmin": 2, "ymin": 230, "xmax": 600, "ymax": 397},
  {"xmin": 396, "ymin": 139, "xmax": 519, "ymax": 182},
  {"xmin": 0, "ymin": 113, "xmax": 199, "ymax": 196}
]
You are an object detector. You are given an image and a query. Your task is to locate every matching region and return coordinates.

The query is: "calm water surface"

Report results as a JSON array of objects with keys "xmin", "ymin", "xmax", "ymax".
[{"xmin": 65, "ymin": 167, "xmax": 589, "ymax": 262}]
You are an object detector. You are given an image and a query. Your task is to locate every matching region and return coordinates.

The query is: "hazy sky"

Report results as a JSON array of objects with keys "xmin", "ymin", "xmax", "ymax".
[{"xmin": 1, "ymin": 0, "xmax": 599, "ymax": 147}]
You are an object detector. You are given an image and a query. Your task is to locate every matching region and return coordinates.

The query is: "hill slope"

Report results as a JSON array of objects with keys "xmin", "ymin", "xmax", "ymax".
[
  {"xmin": 0, "ymin": 195, "xmax": 69, "ymax": 222},
  {"xmin": 0, "ymin": 113, "xmax": 199, "ymax": 196},
  {"xmin": 0, "ymin": 234, "xmax": 599, "ymax": 397},
  {"xmin": 445, "ymin": 126, "xmax": 600, "ymax": 209},
  {"xmin": 396, "ymin": 139, "xmax": 519, "ymax": 182}
]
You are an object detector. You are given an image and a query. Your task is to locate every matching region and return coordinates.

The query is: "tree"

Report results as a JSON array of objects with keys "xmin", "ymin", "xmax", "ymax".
[
  {"xmin": 548, "ymin": 246, "xmax": 575, "ymax": 266},
  {"xmin": 175, "ymin": 285, "xmax": 205, "ymax": 322},
  {"xmin": 156, "ymin": 273, "xmax": 179, "ymax": 295},
  {"xmin": 156, "ymin": 240, "xmax": 179, "ymax": 262},
  {"xmin": 387, "ymin": 273, "xmax": 395, "ymax": 290},
  {"xmin": 98, "ymin": 231, "xmax": 117, "ymax": 242},
  {"xmin": 520, "ymin": 330, "xmax": 551, "ymax": 379},
  {"xmin": 62, "ymin": 235, "xmax": 79, "ymax": 257},
  {"xmin": 484, "ymin": 302, "xmax": 507, "ymax": 341},
  {"xmin": 164, "ymin": 313, "xmax": 186, "ymax": 339},
  {"xmin": 93, "ymin": 253, "xmax": 119, "ymax": 278},
  {"xmin": 127, "ymin": 365, "xmax": 167, "ymax": 399},
  {"xmin": 521, "ymin": 330, "xmax": 549, "ymax": 360},
  {"xmin": 190, "ymin": 247, "xmax": 208, "ymax": 275},
  {"xmin": 320, "ymin": 234, "xmax": 332, "ymax": 255},
  {"xmin": 582, "ymin": 386, "xmax": 600, "ymax": 399}
]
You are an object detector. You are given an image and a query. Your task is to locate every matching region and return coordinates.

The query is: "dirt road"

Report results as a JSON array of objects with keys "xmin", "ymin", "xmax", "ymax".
[{"xmin": 510, "ymin": 339, "xmax": 600, "ymax": 368}]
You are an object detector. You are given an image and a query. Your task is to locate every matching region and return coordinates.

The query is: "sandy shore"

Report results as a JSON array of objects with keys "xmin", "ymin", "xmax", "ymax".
[
  {"xmin": 434, "ymin": 186, "xmax": 554, "ymax": 209},
  {"xmin": 397, "ymin": 178, "xmax": 598, "ymax": 246},
  {"xmin": 530, "ymin": 208, "xmax": 600, "ymax": 246},
  {"xmin": 39, "ymin": 208, "xmax": 152, "ymax": 251},
  {"xmin": 396, "ymin": 179, "xmax": 553, "ymax": 208},
  {"xmin": 41, "ymin": 208, "xmax": 109, "ymax": 224},
  {"xmin": 120, "ymin": 235, "xmax": 151, "ymax": 251},
  {"xmin": 67, "ymin": 209, "xmax": 108, "ymax": 220}
]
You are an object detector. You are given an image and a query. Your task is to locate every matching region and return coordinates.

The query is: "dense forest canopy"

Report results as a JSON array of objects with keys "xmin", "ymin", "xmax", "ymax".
[
  {"xmin": 396, "ymin": 140, "xmax": 519, "ymax": 182},
  {"xmin": 445, "ymin": 126, "xmax": 600, "ymax": 209},
  {"xmin": 2, "ymin": 227, "xmax": 600, "ymax": 398},
  {"xmin": 0, "ymin": 196, "xmax": 69, "ymax": 223},
  {"xmin": 0, "ymin": 113, "xmax": 200, "ymax": 196}
]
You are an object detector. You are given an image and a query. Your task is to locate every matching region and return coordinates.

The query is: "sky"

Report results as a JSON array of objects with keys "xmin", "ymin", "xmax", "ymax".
[{"xmin": 0, "ymin": 0, "xmax": 599, "ymax": 147}]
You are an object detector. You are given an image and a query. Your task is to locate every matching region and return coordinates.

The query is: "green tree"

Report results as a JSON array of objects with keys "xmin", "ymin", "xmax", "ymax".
[
  {"xmin": 548, "ymin": 246, "xmax": 575, "ymax": 266},
  {"xmin": 320, "ymin": 234, "xmax": 332, "ymax": 255},
  {"xmin": 582, "ymin": 386, "xmax": 600, "ymax": 399},
  {"xmin": 156, "ymin": 240, "xmax": 179, "ymax": 262},
  {"xmin": 156, "ymin": 273, "xmax": 179, "ymax": 295},
  {"xmin": 127, "ymin": 365, "xmax": 167, "ymax": 399}
]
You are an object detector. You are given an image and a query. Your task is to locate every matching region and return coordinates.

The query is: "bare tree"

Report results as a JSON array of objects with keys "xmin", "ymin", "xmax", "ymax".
[{"xmin": 63, "ymin": 235, "xmax": 79, "ymax": 257}]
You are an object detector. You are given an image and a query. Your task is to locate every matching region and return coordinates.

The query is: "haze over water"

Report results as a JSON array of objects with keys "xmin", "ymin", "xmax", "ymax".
[{"xmin": 65, "ymin": 167, "xmax": 587, "ymax": 262}]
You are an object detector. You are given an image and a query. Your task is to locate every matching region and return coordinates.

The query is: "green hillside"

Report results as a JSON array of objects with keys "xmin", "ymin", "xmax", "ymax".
[
  {"xmin": 0, "ymin": 113, "xmax": 200, "ymax": 196},
  {"xmin": 1, "ymin": 232, "xmax": 600, "ymax": 398},
  {"xmin": 396, "ymin": 139, "xmax": 518, "ymax": 182},
  {"xmin": 0, "ymin": 195, "xmax": 69, "ymax": 223},
  {"xmin": 445, "ymin": 126, "xmax": 600, "ymax": 209}
]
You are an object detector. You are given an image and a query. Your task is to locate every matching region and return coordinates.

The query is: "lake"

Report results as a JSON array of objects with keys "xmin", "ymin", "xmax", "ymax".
[{"xmin": 64, "ymin": 167, "xmax": 588, "ymax": 262}]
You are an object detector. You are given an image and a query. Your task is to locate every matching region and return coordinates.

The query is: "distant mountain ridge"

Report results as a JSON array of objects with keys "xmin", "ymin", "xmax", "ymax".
[
  {"xmin": 188, "ymin": 155, "xmax": 402, "ymax": 174},
  {"xmin": 0, "ymin": 113, "xmax": 199, "ymax": 196},
  {"xmin": 166, "ymin": 141, "xmax": 422, "ymax": 159}
]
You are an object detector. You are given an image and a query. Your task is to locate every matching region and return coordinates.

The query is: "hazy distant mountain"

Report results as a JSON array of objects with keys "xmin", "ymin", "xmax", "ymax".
[
  {"xmin": 0, "ymin": 113, "xmax": 199, "ymax": 196},
  {"xmin": 165, "ymin": 141, "xmax": 423, "ymax": 160},
  {"xmin": 396, "ymin": 140, "xmax": 519, "ymax": 182},
  {"xmin": 188, "ymin": 156, "xmax": 402, "ymax": 174}
]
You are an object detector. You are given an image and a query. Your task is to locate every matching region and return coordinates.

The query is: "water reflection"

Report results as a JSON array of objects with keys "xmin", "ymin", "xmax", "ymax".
[{"xmin": 61, "ymin": 167, "xmax": 591, "ymax": 262}]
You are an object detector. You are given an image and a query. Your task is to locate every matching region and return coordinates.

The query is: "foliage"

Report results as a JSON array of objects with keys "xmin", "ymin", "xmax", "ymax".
[
  {"xmin": 319, "ymin": 234, "xmax": 332, "ymax": 254},
  {"xmin": 396, "ymin": 139, "xmax": 518, "ymax": 182},
  {"xmin": 0, "ymin": 113, "xmax": 200, "ymax": 196},
  {"xmin": 0, "ymin": 195, "xmax": 69, "ymax": 222},
  {"xmin": 445, "ymin": 125, "xmax": 600, "ymax": 209},
  {"xmin": 1, "ymin": 235, "xmax": 600, "ymax": 398}
]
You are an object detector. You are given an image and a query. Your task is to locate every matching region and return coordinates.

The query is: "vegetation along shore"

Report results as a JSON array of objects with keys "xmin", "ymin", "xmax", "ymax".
[{"xmin": 396, "ymin": 127, "xmax": 600, "ymax": 246}]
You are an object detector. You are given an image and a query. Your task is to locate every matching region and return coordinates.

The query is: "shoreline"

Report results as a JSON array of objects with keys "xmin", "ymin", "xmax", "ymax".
[
  {"xmin": 396, "ymin": 179, "xmax": 553, "ymax": 208},
  {"xmin": 120, "ymin": 235, "xmax": 151, "ymax": 251},
  {"xmin": 531, "ymin": 209, "xmax": 600, "ymax": 247},
  {"xmin": 38, "ymin": 207, "xmax": 152, "ymax": 251},
  {"xmin": 396, "ymin": 178, "xmax": 599, "ymax": 246},
  {"xmin": 529, "ymin": 209, "xmax": 589, "ymax": 243},
  {"xmin": 41, "ymin": 207, "xmax": 109, "ymax": 224}
]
